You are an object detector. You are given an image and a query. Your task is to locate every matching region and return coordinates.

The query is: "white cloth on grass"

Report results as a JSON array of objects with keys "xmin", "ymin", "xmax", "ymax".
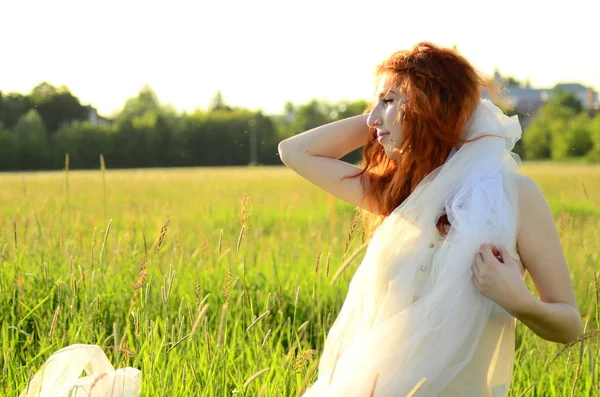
[{"xmin": 20, "ymin": 344, "xmax": 141, "ymax": 397}]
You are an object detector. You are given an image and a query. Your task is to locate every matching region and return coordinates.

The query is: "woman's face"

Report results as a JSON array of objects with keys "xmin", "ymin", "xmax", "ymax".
[{"xmin": 366, "ymin": 74, "xmax": 404, "ymax": 159}]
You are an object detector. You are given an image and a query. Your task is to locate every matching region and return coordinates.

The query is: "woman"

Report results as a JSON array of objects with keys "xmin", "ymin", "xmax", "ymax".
[{"xmin": 278, "ymin": 42, "xmax": 582, "ymax": 396}]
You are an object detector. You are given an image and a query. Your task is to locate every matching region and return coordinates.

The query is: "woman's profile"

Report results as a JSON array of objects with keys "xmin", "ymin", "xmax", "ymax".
[{"xmin": 278, "ymin": 42, "xmax": 582, "ymax": 396}]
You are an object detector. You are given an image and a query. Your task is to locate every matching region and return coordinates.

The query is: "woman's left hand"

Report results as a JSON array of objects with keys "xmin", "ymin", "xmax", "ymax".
[{"xmin": 472, "ymin": 243, "xmax": 533, "ymax": 315}]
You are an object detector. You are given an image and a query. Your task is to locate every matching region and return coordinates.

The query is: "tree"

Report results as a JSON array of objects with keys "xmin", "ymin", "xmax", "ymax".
[
  {"xmin": 336, "ymin": 100, "xmax": 369, "ymax": 119},
  {"xmin": 522, "ymin": 90, "xmax": 584, "ymax": 160},
  {"xmin": 253, "ymin": 110, "xmax": 280, "ymax": 165},
  {"xmin": 13, "ymin": 109, "xmax": 51, "ymax": 169},
  {"xmin": 117, "ymin": 85, "xmax": 162, "ymax": 123},
  {"xmin": 0, "ymin": 123, "xmax": 18, "ymax": 170},
  {"xmin": 209, "ymin": 90, "xmax": 232, "ymax": 112},
  {"xmin": 112, "ymin": 85, "xmax": 174, "ymax": 167},
  {"xmin": 551, "ymin": 113, "xmax": 592, "ymax": 159},
  {"xmin": 29, "ymin": 82, "xmax": 89, "ymax": 134},
  {"xmin": 523, "ymin": 117, "xmax": 552, "ymax": 159},
  {"xmin": 586, "ymin": 113, "xmax": 600, "ymax": 162},
  {"xmin": 295, "ymin": 99, "xmax": 331, "ymax": 131},
  {"xmin": 505, "ymin": 76, "xmax": 521, "ymax": 88},
  {"xmin": 0, "ymin": 92, "xmax": 32, "ymax": 130},
  {"xmin": 551, "ymin": 88, "xmax": 583, "ymax": 114},
  {"xmin": 53, "ymin": 121, "xmax": 115, "ymax": 169}
]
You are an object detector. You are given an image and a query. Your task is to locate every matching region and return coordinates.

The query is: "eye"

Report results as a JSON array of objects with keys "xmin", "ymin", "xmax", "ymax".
[{"xmin": 382, "ymin": 98, "xmax": 394, "ymax": 106}]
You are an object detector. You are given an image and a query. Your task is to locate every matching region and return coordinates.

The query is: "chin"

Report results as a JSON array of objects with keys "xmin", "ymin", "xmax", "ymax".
[{"xmin": 385, "ymin": 147, "xmax": 402, "ymax": 161}]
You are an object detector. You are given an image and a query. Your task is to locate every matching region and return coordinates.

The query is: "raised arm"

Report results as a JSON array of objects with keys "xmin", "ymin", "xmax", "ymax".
[{"xmin": 278, "ymin": 115, "xmax": 380, "ymax": 214}]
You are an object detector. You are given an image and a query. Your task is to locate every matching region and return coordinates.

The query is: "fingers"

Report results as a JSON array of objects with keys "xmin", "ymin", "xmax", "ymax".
[
  {"xmin": 475, "ymin": 252, "xmax": 484, "ymax": 267},
  {"xmin": 474, "ymin": 244, "xmax": 507, "ymax": 296},
  {"xmin": 472, "ymin": 254, "xmax": 483, "ymax": 292},
  {"xmin": 480, "ymin": 244, "xmax": 497, "ymax": 264},
  {"xmin": 473, "ymin": 253, "xmax": 483, "ymax": 277},
  {"xmin": 490, "ymin": 245, "xmax": 506, "ymax": 264},
  {"xmin": 472, "ymin": 271, "xmax": 480, "ymax": 290},
  {"xmin": 498, "ymin": 247, "xmax": 511, "ymax": 263}
]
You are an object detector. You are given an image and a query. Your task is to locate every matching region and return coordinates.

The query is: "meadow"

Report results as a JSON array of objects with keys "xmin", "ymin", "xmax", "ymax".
[{"xmin": 0, "ymin": 162, "xmax": 598, "ymax": 396}]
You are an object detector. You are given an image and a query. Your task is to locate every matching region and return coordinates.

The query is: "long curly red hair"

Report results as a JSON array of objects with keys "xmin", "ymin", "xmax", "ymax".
[{"xmin": 345, "ymin": 42, "xmax": 497, "ymax": 238}]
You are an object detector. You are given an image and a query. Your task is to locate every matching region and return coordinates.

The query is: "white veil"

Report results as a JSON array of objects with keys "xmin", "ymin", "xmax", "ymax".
[{"xmin": 302, "ymin": 99, "xmax": 522, "ymax": 396}]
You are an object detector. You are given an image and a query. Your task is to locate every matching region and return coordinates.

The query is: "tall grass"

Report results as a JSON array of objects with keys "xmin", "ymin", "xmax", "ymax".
[{"xmin": 0, "ymin": 163, "xmax": 598, "ymax": 396}]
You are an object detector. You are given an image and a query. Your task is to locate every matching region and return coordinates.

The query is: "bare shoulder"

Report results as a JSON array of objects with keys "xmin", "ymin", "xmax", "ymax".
[
  {"xmin": 513, "ymin": 173, "xmax": 543, "ymax": 199},
  {"xmin": 512, "ymin": 172, "xmax": 551, "ymax": 238},
  {"xmin": 513, "ymin": 173, "xmax": 548, "ymax": 220}
]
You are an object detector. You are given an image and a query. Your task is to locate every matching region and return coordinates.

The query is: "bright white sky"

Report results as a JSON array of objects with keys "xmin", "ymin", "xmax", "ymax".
[{"xmin": 1, "ymin": 0, "xmax": 598, "ymax": 117}]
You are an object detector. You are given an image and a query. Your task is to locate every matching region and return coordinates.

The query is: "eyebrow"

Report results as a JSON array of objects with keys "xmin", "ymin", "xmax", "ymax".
[{"xmin": 377, "ymin": 89, "xmax": 397, "ymax": 99}]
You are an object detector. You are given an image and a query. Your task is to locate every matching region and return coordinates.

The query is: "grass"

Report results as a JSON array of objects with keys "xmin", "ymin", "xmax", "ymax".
[{"xmin": 0, "ymin": 162, "xmax": 598, "ymax": 396}]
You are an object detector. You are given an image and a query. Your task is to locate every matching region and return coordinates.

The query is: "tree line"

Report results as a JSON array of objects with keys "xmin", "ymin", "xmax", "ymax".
[
  {"xmin": 0, "ymin": 83, "xmax": 368, "ymax": 170},
  {"xmin": 519, "ymin": 90, "xmax": 600, "ymax": 161},
  {"xmin": 0, "ymin": 82, "xmax": 598, "ymax": 171}
]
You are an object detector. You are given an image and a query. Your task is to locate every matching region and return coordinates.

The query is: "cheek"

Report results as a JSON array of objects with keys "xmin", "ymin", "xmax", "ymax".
[
  {"xmin": 387, "ymin": 114, "xmax": 402, "ymax": 138},
  {"xmin": 384, "ymin": 109, "xmax": 399, "ymax": 128}
]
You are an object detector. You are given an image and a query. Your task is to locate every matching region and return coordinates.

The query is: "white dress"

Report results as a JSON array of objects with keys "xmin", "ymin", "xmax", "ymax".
[
  {"xmin": 415, "ymin": 231, "xmax": 526, "ymax": 397},
  {"xmin": 300, "ymin": 99, "xmax": 524, "ymax": 396}
]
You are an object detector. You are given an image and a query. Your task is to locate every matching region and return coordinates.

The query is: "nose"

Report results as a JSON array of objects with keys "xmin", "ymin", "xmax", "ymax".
[{"xmin": 366, "ymin": 107, "xmax": 382, "ymax": 128}]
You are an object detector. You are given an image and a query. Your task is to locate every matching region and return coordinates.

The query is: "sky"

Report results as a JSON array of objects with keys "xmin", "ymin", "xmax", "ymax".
[{"xmin": 1, "ymin": 0, "xmax": 598, "ymax": 117}]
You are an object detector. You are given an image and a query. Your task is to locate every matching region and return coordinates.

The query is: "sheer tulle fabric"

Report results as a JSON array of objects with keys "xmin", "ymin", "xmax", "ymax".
[
  {"xmin": 302, "ymin": 100, "xmax": 522, "ymax": 396},
  {"xmin": 19, "ymin": 344, "xmax": 141, "ymax": 397}
]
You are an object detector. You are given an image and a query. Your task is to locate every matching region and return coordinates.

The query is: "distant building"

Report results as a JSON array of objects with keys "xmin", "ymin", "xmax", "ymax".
[
  {"xmin": 554, "ymin": 83, "xmax": 599, "ymax": 110},
  {"xmin": 482, "ymin": 72, "xmax": 599, "ymax": 126},
  {"xmin": 503, "ymin": 86, "xmax": 550, "ymax": 115},
  {"xmin": 84, "ymin": 106, "xmax": 112, "ymax": 126}
]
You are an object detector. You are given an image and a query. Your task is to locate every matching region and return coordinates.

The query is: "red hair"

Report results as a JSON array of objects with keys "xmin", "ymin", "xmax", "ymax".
[{"xmin": 345, "ymin": 42, "xmax": 495, "ymax": 238}]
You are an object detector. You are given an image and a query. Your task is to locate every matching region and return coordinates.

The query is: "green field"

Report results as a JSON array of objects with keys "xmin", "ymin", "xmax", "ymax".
[{"xmin": 1, "ymin": 163, "xmax": 599, "ymax": 396}]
